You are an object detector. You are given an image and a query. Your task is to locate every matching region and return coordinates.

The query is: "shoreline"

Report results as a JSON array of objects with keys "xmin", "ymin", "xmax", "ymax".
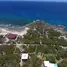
[
  {"xmin": 0, "ymin": 18, "xmax": 66, "ymax": 31},
  {"xmin": 0, "ymin": 26, "xmax": 29, "ymax": 36},
  {"xmin": 0, "ymin": 20, "xmax": 66, "ymax": 36}
]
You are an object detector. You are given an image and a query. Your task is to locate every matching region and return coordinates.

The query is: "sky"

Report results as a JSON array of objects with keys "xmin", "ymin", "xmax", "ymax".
[{"xmin": 0, "ymin": 0, "xmax": 67, "ymax": 2}]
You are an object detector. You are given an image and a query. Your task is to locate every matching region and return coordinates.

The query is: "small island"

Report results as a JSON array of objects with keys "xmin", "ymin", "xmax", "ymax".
[{"xmin": 0, "ymin": 20, "xmax": 67, "ymax": 67}]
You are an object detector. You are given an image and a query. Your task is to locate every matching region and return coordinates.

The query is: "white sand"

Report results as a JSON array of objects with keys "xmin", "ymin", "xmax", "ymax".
[{"xmin": 0, "ymin": 27, "xmax": 29, "ymax": 37}]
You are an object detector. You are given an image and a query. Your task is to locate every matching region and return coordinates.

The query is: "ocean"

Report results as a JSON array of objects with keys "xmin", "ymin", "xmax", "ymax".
[{"xmin": 0, "ymin": 1, "xmax": 67, "ymax": 27}]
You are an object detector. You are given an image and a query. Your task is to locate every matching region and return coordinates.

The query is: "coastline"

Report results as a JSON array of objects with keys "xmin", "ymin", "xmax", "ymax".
[
  {"xmin": 0, "ymin": 25, "xmax": 29, "ymax": 37},
  {"xmin": 0, "ymin": 19, "xmax": 66, "ymax": 37}
]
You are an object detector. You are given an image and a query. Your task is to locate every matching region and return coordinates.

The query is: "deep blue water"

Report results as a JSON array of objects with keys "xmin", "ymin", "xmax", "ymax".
[{"xmin": 0, "ymin": 1, "xmax": 67, "ymax": 27}]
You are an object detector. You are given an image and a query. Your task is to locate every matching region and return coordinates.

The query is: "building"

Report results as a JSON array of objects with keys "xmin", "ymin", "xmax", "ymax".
[
  {"xmin": 7, "ymin": 33, "xmax": 17, "ymax": 39},
  {"xmin": 44, "ymin": 61, "xmax": 58, "ymax": 67},
  {"xmin": 49, "ymin": 63, "xmax": 55, "ymax": 67},
  {"xmin": 21, "ymin": 53, "xmax": 28, "ymax": 60},
  {"xmin": 44, "ymin": 61, "xmax": 49, "ymax": 67},
  {"xmin": 20, "ymin": 53, "xmax": 29, "ymax": 67}
]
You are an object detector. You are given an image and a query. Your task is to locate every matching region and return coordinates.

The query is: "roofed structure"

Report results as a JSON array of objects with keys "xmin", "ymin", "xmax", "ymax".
[
  {"xmin": 21, "ymin": 53, "xmax": 28, "ymax": 60},
  {"xmin": 7, "ymin": 33, "xmax": 17, "ymax": 39},
  {"xmin": 44, "ymin": 61, "xmax": 58, "ymax": 67}
]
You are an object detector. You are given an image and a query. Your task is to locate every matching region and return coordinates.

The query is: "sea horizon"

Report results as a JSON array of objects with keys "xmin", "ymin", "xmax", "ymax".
[{"xmin": 0, "ymin": 1, "xmax": 67, "ymax": 28}]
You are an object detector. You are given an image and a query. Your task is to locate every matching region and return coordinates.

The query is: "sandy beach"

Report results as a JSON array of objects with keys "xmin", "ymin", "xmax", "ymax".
[{"xmin": 0, "ymin": 27, "xmax": 29, "ymax": 37}]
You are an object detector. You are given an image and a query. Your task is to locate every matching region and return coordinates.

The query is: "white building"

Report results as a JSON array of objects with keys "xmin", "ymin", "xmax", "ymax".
[
  {"xmin": 20, "ymin": 53, "xmax": 29, "ymax": 67},
  {"xmin": 21, "ymin": 53, "xmax": 28, "ymax": 60},
  {"xmin": 44, "ymin": 61, "xmax": 49, "ymax": 67},
  {"xmin": 44, "ymin": 61, "xmax": 58, "ymax": 67},
  {"xmin": 49, "ymin": 63, "xmax": 55, "ymax": 67}
]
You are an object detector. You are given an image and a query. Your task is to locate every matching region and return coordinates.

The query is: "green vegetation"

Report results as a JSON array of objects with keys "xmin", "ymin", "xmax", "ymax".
[
  {"xmin": 22, "ymin": 21, "xmax": 67, "ymax": 67},
  {"xmin": 59, "ymin": 60, "xmax": 67, "ymax": 67},
  {"xmin": 0, "ymin": 45, "xmax": 20, "ymax": 67},
  {"xmin": 23, "ymin": 22, "xmax": 67, "ymax": 46},
  {"xmin": 0, "ymin": 21, "xmax": 67, "ymax": 67},
  {"xmin": 27, "ymin": 45, "xmax": 36, "ymax": 53},
  {"xmin": 0, "ymin": 54, "xmax": 20, "ymax": 67},
  {"xmin": 46, "ymin": 56, "xmax": 56, "ymax": 63},
  {"xmin": 22, "ymin": 54, "xmax": 41, "ymax": 67}
]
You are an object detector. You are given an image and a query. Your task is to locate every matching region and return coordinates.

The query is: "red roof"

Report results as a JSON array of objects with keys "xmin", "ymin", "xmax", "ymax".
[{"xmin": 7, "ymin": 33, "xmax": 17, "ymax": 39}]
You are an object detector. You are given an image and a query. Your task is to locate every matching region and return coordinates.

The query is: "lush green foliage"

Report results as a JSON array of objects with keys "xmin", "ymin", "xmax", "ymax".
[
  {"xmin": 0, "ymin": 22, "xmax": 67, "ymax": 67},
  {"xmin": 23, "ymin": 22, "xmax": 67, "ymax": 46},
  {"xmin": 22, "ymin": 54, "xmax": 41, "ymax": 67},
  {"xmin": 59, "ymin": 60, "xmax": 67, "ymax": 67},
  {"xmin": 46, "ymin": 56, "xmax": 56, "ymax": 63},
  {"xmin": 0, "ymin": 45, "xmax": 20, "ymax": 67}
]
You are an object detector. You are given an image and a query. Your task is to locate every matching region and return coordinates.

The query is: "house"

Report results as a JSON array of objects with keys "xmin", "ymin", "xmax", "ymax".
[
  {"xmin": 49, "ymin": 63, "xmax": 55, "ymax": 67},
  {"xmin": 44, "ymin": 61, "xmax": 49, "ymax": 67},
  {"xmin": 20, "ymin": 53, "xmax": 29, "ymax": 67},
  {"xmin": 43, "ymin": 61, "xmax": 58, "ymax": 67},
  {"xmin": 7, "ymin": 33, "xmax": 17, "ymax": 39},
  {"xmin": 21, "ymin": 53, "xmax": 29, "ymax": 60}
]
